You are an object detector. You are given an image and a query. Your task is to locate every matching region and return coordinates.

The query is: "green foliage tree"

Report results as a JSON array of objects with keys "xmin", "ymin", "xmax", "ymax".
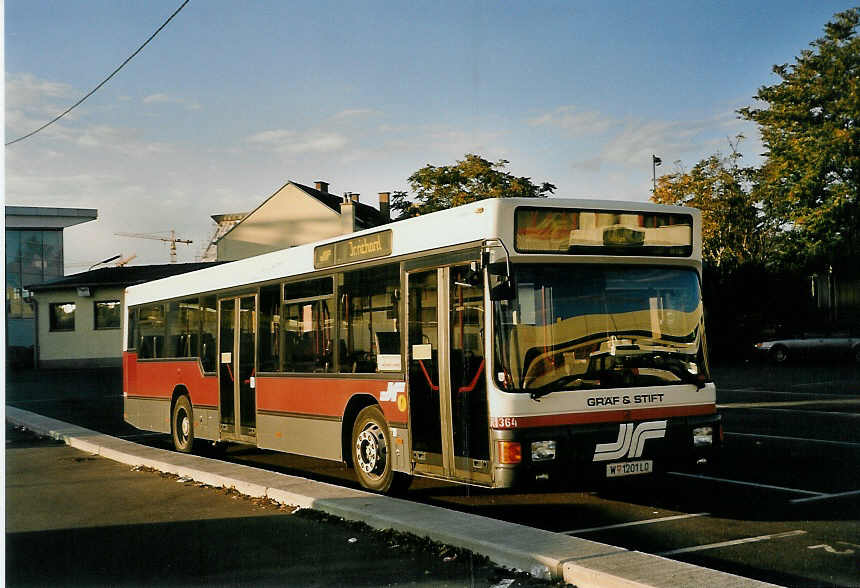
[
  {"xmin": 391, "ymin": 153, "xmax": 556, "ymax": 219},
  {"xmin": 738, "ymin": 8, "xmax": 860, "ymax": 270},
  {"xmin": 651, "ymin": 138, "xmax": 775, "ymax": 268}
]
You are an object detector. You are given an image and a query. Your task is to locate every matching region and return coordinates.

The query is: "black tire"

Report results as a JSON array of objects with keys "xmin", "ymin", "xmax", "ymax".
[
  {"xmin": 351, "ymin": 405, "xmax": 410, "ymax": 494},
  {"xmin": 172, "ymin": 395, "xmax": 195, "ymax": 453},
  {"xmin": 852, "ymin": 345, "xmax": 860, "ymax": 364},
  {"xmin": 770, "ymin": 345, "xmax": 789, "ymax": 364}
]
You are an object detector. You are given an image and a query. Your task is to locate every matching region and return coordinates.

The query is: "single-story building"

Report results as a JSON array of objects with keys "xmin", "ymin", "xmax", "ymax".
[{"xmin": 28, "ymin": 263, "xmax": 216, "ymax": 368}]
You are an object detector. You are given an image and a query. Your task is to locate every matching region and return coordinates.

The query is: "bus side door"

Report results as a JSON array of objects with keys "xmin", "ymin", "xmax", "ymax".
[{"xmin": 406, "ymin": 264, "xmax": 490, "ymax": 485}]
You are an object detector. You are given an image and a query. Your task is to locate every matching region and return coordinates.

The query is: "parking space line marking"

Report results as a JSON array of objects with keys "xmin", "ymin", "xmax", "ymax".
[
  {"xmin": 790, "ymin": 380, "xmax": 859, "ymax": 389},
  {"xmin": 666, "ymin": 471, "xmax": 824, "ymax": 496},
  {"xmin": 790, "ymin": 489, "xmax": 860, "ymax": 504},
  {"xmin": 563, "ymin": 512, "xmax": 710, "ymax": 535},
  {"xmin": 658, "ymin": 530, "xmax": 807, "ymax": 556},
  {"xmin": 725, "ymin": 432, "xmax": 860, "ymax": 448},
  {"xmin": 720, "ymin": 388, "xmax": 858, "ymax": 399},
  {"xmin": 718, "ymin": 399, "xmax": 860, "ymax": 411}
]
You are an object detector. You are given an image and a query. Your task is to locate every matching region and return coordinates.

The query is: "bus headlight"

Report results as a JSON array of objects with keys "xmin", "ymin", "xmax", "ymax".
[
  {"xmin": 693, "ymin": 426, "xmax": 713, "ymax": 447},
  {"xmin": 531, "ymin": 440, "xmax": 557, "ymax": 462}
]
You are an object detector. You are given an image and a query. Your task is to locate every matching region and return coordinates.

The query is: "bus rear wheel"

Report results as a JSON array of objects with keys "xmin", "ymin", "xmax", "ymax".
[
  {"xmin": 351, "ymin": 406, "xmax": 409, "ymax": 494},
  {"xmin": 172, "ymin": 395, "xmax": 195, "ymax": 453}
]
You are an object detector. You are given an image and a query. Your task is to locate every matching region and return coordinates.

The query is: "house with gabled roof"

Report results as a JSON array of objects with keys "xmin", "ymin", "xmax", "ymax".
[{"xmin": 215, "ymin": 181, "xmax": 392, "ymax": 261}]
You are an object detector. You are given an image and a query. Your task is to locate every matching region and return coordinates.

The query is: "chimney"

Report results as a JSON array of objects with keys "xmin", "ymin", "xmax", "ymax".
[
  {"xmin": 350, "ymin": 192, "xmax": 360, "ymax": 203},
  {"xmin": 314, "ymin": 181, "xmax": 329, "ymax": 193},
  {"xmin": 340, "ymin": 193, "xmax": 355, "ymax": 234},
  {"xmin": 378, "ymin": 192, "xmax": 390, "ymax": 223}
]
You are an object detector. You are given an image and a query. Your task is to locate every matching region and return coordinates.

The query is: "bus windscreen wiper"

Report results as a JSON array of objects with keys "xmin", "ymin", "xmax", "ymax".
[{"xmin": 528, "ymin": 375, "xmax": 589, "ymax": 401}]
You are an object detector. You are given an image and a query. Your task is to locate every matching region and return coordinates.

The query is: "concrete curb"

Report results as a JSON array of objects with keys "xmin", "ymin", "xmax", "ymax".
[{"xmin": 7, "ymin": 406, "xmax": 779, "ymax": 587}]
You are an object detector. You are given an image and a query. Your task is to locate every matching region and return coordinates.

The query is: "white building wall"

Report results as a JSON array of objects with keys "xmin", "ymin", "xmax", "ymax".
[
  {"xmin": 37, "ymin": 286, "xmax": 125, "ymax": 368},
  {"xmin": 217, "ymin": 184, "xmax": 345, "ymax": 261}
]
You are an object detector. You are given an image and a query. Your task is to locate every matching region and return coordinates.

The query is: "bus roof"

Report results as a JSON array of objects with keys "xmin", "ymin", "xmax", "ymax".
[{"xmin": 125, "ymin": 197, "xmax": 701, "ymax": 306}]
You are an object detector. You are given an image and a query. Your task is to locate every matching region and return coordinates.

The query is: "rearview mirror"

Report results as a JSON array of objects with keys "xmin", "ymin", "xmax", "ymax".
[{"xmin": 488, "ymin": 262, "xmax": 514, "ymax": 300}]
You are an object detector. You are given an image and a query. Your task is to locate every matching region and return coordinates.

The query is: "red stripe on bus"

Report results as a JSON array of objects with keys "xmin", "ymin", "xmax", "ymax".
[
  {"xmin": 493, "ymin": 403, "xmax": 716, "ymax": 429},
  {"xmin": 257, "ymin": 376, "xmax": 407, "ymax": 423},
  {"xmin": 123, "ymin": 353, "xmax": 218, "ymax": 407}
]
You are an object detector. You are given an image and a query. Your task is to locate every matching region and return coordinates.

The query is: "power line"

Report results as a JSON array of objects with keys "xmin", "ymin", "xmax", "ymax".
[{"xmin": 6, "ymin": 0, "xmax": 191, "ymax": 147}]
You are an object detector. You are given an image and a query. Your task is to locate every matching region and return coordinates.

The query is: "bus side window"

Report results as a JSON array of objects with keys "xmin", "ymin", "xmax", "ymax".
[
  {"xmin": 259, "ymin": 284, "xmax": 282, "ymax": 372},
  {"xmin": 282, "ymin": 299, "xmax": 333, "ymax": 372},
  {"xmin": 127, "ymin": 307, "xmax": 138, "ymax": 351},
  {"xmin": 137, "ymin": 303, "xmax": 165, "ymax": 359},
  {"xmin": 200, "ymin": 295, "xmax": 217, "ymax": 372},
  {"xmin": 339, "ymin": 264, "xmax": 401, "ymax": 374},
  {"xmin": 164, "ymin": 299, "xmax": 200, "ymax": 359},
  {"xmin": 282, "ymin": 277, "xmax": 334, "ymax": 373}
]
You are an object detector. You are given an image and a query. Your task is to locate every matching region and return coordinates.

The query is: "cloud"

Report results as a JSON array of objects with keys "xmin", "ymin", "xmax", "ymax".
[
  {"xmin": 596, "ymin": 111, "xmax": 750, "ymax": 166},
  {"xmin": 6, "ymin": 73, "xmax": 76, "ymax": 106},
  {"xmin": 421, "ymin": 126, "xmax": 510, "ymax": 158},
  {"xmin": 245, "ymin": 128, "xmax": 348, "ymax": 154},
  {"xmin": 4, "ymin": 73, "xmax": 82, "ymax": 139},
  {"xmin": 332, "ymin": 108, "xmax": 381, "ymax": 120},
  {"xmin": 286, "ymin": 132, "xmax": 348, "ymax": 153},
  {"xmin": 142, "ymin": 93, "xmax": 201, "ymax": 110},
  {"xmin": 142, "ymin": 93, "xmax": 171, "ymax": 104},
  {"xmin": 246, "ymin": 129, "xmax": 296, "ymax": 144},
  {"xmin": 6, "ymin": 172, "xmax": 131, "ymax": 202},
  {"xmin": 528, "ymin": 106, "xmax": 615, "ymax": 137}
]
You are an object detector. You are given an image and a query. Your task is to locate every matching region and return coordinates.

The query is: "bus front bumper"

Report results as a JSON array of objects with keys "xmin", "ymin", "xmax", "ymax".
[{"xmin": 491, "ymin": 413, "xmax": 722, "ymax": 489}]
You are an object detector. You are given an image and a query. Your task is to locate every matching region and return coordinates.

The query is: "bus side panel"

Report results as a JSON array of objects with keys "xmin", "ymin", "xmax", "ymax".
[
  {"xmin": 256, "ymin": 413, "xmax": 343, "ymax": 460},
  {"xmin": 255, "ymin": 376, "xmax": 408, "ymax": 460},
  {"xmin": 123, "ymin": 353, "xmax": 218, "ymax": 439}
]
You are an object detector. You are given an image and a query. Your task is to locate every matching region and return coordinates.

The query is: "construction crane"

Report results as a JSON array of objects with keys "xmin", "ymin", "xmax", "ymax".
[
  {"xmin": 114, "ymin": 230, "xmax": 192, "ymax": 263},
  {"xmin": 115, "ymin": 254, "xmax": 137, "ymax": 266}
]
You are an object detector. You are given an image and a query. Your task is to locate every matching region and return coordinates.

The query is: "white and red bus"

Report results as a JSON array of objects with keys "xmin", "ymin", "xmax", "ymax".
[{"xmin": 123, "ymin": 198, "xmax": 720, "ymax": 493}]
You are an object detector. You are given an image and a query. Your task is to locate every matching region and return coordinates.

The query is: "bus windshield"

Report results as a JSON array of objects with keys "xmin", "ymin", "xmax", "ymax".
[{"xmin": 493, "ymin": 265, "xmax": 708, "ymax": 396}]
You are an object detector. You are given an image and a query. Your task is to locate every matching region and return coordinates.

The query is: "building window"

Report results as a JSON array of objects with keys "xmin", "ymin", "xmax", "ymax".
[
  {"xmin": 49, "ymin": 302, "xmax": 76, "ymax": 332},
  {"xmin": 6, "ymin": 229, "xmax": 64, "ymax": 320},
  {"xmin": 94, "ymin": 300, "xmax": 121, "ymax": 330}
]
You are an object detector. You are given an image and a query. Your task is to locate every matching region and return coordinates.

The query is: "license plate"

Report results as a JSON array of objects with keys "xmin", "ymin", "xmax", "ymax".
[{"xmin": 606, "ymin": 459, "xmax": 653, "ymax": 478}]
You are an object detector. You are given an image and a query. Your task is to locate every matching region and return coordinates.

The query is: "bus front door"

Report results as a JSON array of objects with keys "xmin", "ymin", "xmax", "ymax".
[
  {"xmin": 406, "ymin": 265, "xmax": 490, "ymax": 485},
  {"xmin": 218, "ymin": 295, "xmax": 257, "ymax": 441}
]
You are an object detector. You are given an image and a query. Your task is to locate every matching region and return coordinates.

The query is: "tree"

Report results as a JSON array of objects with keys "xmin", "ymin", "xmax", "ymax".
[
  {"xmin": 651, "ymin": 138, "xmax": 774, "ymax": 269},
  {"xmin": 391, "ymin": 154, "xmax": 556, "ymax": 219},
  {"xmin": 738, "ymin": 8, "xmax": 860, "ymax": 270}
]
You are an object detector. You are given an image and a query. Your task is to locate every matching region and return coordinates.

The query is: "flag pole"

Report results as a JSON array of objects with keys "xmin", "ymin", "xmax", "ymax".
[{"xmin": 652, "ymin": 155, "xmax": 662, "ymax": 193}]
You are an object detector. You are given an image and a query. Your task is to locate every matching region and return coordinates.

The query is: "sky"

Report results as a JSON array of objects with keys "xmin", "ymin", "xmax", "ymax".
[{"xmin": 4, "ymin": 0, "xmax": 853, "ymax": 269}]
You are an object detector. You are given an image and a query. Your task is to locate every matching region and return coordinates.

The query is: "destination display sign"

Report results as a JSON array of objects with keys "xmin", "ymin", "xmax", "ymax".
[
  {"xmin": 515, "ymin": 207, "xmax": 693, "ymax": 257},
  {"xmin": 314, "ymin": 230, "xmax": 393, "ymax": 269}
]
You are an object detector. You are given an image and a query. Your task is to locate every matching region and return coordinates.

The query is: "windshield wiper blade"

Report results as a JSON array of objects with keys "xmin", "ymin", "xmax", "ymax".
[{"xmin": 528, "ymin": 375, "xmax": 585, "ymax": 401}]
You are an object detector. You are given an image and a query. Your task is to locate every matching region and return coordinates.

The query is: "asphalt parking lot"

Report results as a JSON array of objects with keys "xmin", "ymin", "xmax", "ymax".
[
  {"xmin": 5, "ymin": 424, "xmax": 558, "ymax": 588},
  {"xmin": 6, "ymin": 360, "xmax": 860, "ymax": 586}
]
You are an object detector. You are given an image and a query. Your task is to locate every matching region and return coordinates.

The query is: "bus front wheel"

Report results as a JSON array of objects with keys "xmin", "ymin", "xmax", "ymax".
[
  {"xmin": 351, "ymin": 406, "xmax": 409, "ymax": 494},
  {"xmin": 172, "ymin": 395, "xmax": 195, "ymax": 453}
]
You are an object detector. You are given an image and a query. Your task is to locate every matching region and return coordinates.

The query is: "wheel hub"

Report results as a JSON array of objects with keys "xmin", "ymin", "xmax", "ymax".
[{"xmin": 356, "ymin": 425, "xmax": 386, "ymax": 475}]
